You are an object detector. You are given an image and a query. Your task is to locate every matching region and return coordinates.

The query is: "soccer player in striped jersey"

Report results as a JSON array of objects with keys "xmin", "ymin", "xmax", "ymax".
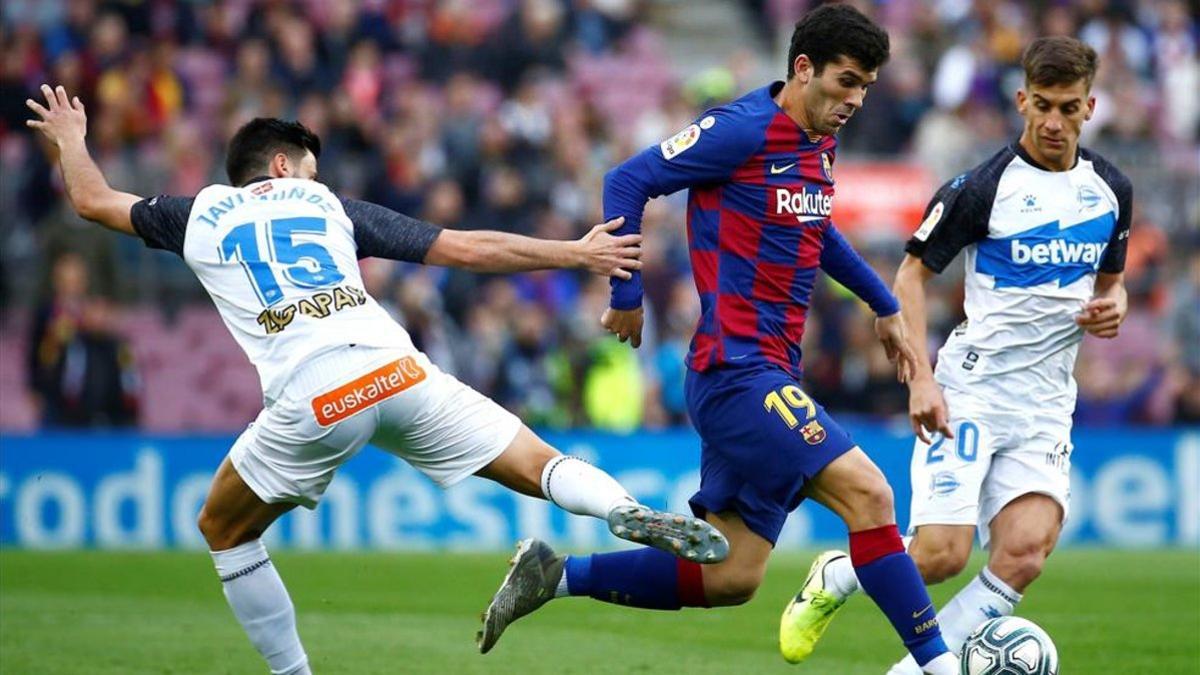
[{"xmin": 478, "ymin": 6, "xmax": 959, "ymax": 673}]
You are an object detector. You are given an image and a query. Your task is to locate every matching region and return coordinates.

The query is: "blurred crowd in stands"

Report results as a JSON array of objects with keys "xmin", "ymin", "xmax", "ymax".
[{"xmin": 0, "ymin": 0, "xmax": 1196, "ymax": 431}]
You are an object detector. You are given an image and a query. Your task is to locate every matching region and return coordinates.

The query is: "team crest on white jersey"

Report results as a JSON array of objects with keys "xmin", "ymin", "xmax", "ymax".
[{"xmin": 1077, "ymin": 185, "xmax": 1101, "ymax": 210}]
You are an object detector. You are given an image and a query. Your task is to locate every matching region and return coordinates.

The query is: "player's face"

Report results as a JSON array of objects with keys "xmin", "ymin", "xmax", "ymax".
[
  {"xmin": 1017, "ymin": 80, "xmax": 1095, "ymax": 168},
  {"xmin": 804, "ymin": 56, "xmax": 878, "ymax": 135}
]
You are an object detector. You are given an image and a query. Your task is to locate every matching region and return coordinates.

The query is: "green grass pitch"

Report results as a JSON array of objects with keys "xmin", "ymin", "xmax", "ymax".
[{"xmin": 2, "ymin": 549, "xmax": 1197, "ymax": 674}]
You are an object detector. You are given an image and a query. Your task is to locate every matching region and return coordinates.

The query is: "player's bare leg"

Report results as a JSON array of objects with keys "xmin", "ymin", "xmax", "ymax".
[
  {"xmin": 886, "ymin": 495, "xmax": 1062, "ymax": 674},
  {"xmin": 199, "ymin": 458, "xmax": 295, "ymax": 549},
  {"xmin": 782, "ymin": 448, "xmax": 958, "ymax": 674},
  {"xmin": 474, "ymin": 425, "xmax": 728, "ymax": 560},
  {"xmin": 908, "ymin": 525, "xmax": 975, "ymax": 584},
  {"xmin": 475, "ymin": 426, "xmax": 729, "ymax": 653},
  {"xmin": 198, "ymin": 458, "xmax": 310, "ymax": 675},
  {"xmin": 695, "ymin": 509, "xmax": 773, "ymax": 606},
  {"xmin": 987, "ymin": 494, "xmax": 1062, "ymax": 593}
]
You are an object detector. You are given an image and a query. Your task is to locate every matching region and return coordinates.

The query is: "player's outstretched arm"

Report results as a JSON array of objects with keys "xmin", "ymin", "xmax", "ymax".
[
  {"xmin": 25, "ymin": 85, "xmax": 140, "ymax": 235},
  {"xmin": 600, "ymin": 112, "xmax": 764, "ymax": 349},
  {"xmin": 893, "ymin": 253, "xmax": 953, "ymax": 442},
  {"xmin": 346, "ymin": 198, "xmax": 641, "ymax": 277},
  {"xmin": 598, "ymin": 158, "xmax": 663, "ymax": 348},
  {"xmin": 424, "ymin": 217, "xmax": 641, "ymax": 277}
]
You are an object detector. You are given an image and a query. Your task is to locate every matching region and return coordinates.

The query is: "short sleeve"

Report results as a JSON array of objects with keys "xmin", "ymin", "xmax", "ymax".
[
  {"xmin": 904, "ymin": 173, "xmax": 993, "ymax": 273},
  {"xmin": 130, "ymin": 195, "xmax": 193, "ymax": 257},
  {"xmin": 341, "ymin": 198, "xmax": 443, "ymax": 263},
  {"xmin": 1095, "ymin": 163, "xmax": 1133, "ymax": 274}
]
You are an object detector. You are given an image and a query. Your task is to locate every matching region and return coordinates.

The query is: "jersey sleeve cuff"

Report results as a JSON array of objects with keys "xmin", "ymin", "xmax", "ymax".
[{"xmin": 872, "ymin": 295, "xmax": 901, "ymax": 318}]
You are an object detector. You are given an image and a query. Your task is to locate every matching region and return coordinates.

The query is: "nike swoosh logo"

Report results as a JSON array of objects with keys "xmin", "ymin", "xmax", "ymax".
[
  {"xmin": 912, "ymin": 603, "xmax": 933, "ymax": 619},
  {"xmin": 770, "ymin": 162, "xmax": 796, "ymax": 174}
]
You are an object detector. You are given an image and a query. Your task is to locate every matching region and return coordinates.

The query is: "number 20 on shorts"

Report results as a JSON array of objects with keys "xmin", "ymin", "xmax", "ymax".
[
  {"xmin": 926, "ymin": 421, "xmax": 979, "ymax": 465},
  {"xmin": 763, "ymin": 385, "xmax": 816, "ymax": 428}
]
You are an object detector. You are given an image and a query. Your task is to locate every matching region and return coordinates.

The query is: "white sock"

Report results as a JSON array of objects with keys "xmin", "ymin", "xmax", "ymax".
[
  {"xmin": 211, "ymin": 540, "xmax": 311, "ymax": 675},
  {"xmin": 555, "ymin": 562, "xmax": 572, "ymax": 598},
  {"xmin": 540, "ymin": 455, "xmax": 635, "ymax": 519},
  {"xmin": 888, "ymin": 566, "xmax": 1022, "ymax": 675},
  {"xmin": 824, "ymin": 554, "xmax": 861, "ymax": 599},
  {"xmin": 920, "ymin": 652, "xmax": 959, "ymax": 675}
]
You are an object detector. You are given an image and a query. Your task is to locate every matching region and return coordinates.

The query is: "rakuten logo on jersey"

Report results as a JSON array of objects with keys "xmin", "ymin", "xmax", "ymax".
[
  {"xmin": 1010, "ymin": 238, "xmax": 1107, "ymax": 265},
  {"xmin": 775, "ymin": 188, "xmax": 832, "ymax": 223}
]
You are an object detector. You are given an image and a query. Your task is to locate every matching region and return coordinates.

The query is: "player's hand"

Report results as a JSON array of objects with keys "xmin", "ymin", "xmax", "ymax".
[
  {"xmin": 874, "ymin": 313, "xmax": 919, "ymax": 384},
  {"xmin": 1075, "ymin": 296, "xmax": 1125, "ymax": 339},
  {"xmin": 601, "ymin": 307, "xmax": 644, "ymax": 348},
  {"xmin": 909, "ymin": 376, "xmax": 953, "ymax": 444},
  {"xmin": 576, "ymin": 217, "xmax": 642, "ymax": 280},
  {"xmin": 26, "ymin": 84, "xmax": 88, "ymax": 148}
]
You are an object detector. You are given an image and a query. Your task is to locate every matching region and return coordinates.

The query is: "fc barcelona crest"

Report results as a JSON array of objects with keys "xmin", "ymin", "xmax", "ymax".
[
  {"xmin": 821, "ymin": 153, "xmax": 833, "ymax": 182},
  {"xmin": 801, "ymin": 419, "xmax": 827, "ymax": 445}
]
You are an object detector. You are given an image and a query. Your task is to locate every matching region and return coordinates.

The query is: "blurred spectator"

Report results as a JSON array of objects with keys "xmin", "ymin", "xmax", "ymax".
[
  {"xmin": 1169, "ymin": 250, "xmax": 1200, "ymax": 423},
  {"xmin": 27, "ymin": 252, "xmax": 139, "ymax": 427}
]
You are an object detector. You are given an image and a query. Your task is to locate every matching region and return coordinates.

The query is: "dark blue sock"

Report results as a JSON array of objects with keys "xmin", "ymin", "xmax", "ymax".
[
  {"xmin": 564, "ymin": 548, "xmax": 708, "ymax": 610},
  {"xmin": 851, "ymin": 525, "xmax": 949, "ymax": 666}
]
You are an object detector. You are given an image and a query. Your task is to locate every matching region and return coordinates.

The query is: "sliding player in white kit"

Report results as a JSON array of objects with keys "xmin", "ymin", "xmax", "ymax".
[
  {"xmin": 782, "ymin": 37, "xmax": 1132, "ymax": 672},
  {"xmin": 27, "ymin": 85, "xmax": 729, "ymax": 675}
]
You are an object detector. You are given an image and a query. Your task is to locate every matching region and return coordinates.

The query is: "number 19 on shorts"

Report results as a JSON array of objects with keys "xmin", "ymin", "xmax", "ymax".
[
  {"xmin": 763, "ymin": 385, "xmax": 829, "ymax": 445},
  {"xmin": 764, "ymin": 385, "xmax": 816, "ymax": 428}
]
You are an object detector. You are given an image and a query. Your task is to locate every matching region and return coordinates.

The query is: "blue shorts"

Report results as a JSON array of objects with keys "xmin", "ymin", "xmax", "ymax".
[{"xmin": 685, "ymin": 365, "xmax": 856, "ymax": 546}]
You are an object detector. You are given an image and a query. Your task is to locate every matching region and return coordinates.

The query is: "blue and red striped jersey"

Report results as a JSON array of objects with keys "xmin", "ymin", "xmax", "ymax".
[{"xmin": 604, "ymin": 81, "xmax": 898, "ymax": 378}]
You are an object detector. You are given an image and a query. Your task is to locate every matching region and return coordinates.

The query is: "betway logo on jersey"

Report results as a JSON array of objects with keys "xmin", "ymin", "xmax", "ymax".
[
  {"xmin": 1011, "ymin": 238, "xmax": 1105, "ymax": 265},
  {"xmin": 775, "ymin": 188, "xmax": 832, "ymax": 223},
  {"xmin": 976, "ymin": 211, "xmax": 1116, "ymax": 289}
]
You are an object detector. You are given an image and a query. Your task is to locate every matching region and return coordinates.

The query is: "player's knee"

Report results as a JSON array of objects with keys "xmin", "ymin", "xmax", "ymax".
[
  {"xmin": 847, "ymin": 476, "xmax": 894, "ymax": 528},
  {"xmin": 991, "ymin": 541, "xmax": 1049, "ymax": 591},
  {"xmin": 198, "ymin": 506, "xmax": 252, "ymax": 551},
  {"xmin": 480, "ymin": 428, "xmax": 557, "ymax": 497},
  {"xmin": 913, "ymin": 547, "xmax": 969, "ymax": 585},
  {"xmin": 704, "ymin": 569, "xmax": 762, "ymax": 606},
  {"xmin": 197, "ymin": 507, "xmax": 223, "ymax": 549},
  {"xmin": 865, "ymin": 479, "xmax": 894, "ymax": 519}
]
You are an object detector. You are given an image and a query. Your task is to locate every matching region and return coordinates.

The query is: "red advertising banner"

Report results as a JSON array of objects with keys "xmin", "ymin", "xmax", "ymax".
[{"xmin": 831, "ymin": 162, "xmax": 936, "ymax": 235}]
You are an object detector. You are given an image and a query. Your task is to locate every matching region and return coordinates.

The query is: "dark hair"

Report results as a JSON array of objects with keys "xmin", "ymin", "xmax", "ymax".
[
  {"xmin": 225, "ymin": 118, "xmax": 322, "ymax": 186},
  {"xmin": 1022, "ymin": 36, "xmax": 1098, "ymax": 90},
  {"xmin": 787, "ymin": 3, "xmax": 890, "ymax": 79}
]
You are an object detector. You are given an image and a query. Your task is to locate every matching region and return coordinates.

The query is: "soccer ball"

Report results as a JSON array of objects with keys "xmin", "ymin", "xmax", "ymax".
[{"xmin": 960, "ymin": 617, "xmax": 1059, "ymax": 675}]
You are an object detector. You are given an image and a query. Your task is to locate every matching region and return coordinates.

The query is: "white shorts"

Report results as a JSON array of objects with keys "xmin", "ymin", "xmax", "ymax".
[
  {"xmin": 907, "ymin": 388, "xmax": 1072, "ymax": 549},
  {"xmin": 229, "ymin": 346, "xmax": 522, "ymax": 509}
]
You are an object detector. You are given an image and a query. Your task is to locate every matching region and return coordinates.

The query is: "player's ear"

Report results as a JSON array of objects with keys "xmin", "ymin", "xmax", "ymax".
[
  {"xmin": 269, "ymin": 152, "xmax": 292, "ymax": 178},
  {"xmin": 793, "ymin": 54, "xmax": 813, "ymax": 84},
  {"xmin": 1015, "ymin": 88, "xmax": 1028, "ymax": 114},
  {"xmin": 1084, "ymin": 94, "xmax": 1096, "ymax": 121}
]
